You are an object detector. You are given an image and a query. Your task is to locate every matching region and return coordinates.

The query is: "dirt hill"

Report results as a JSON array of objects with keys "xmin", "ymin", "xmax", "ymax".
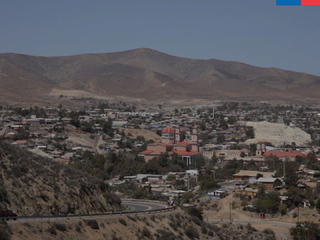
[
  {"xmin": 0, "ymin": 140, "xmax": 122, "ymax": 216},
  {"xmin": 245, "ymin": 121, "xmax": 312, "ymax": 147},
  {"xmin": 3, "ymin": 208, "xmax": 277, "ymax": 240},
  {"xmin": 1, "ymin": 48, "xmax": 320, "ymax": 106}
]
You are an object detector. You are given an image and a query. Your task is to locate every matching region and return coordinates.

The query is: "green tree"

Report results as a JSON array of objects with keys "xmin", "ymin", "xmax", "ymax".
[
  {"xmin": 200, "ymin": 173, "xmax": 219, "ymax": 191},
  {"xmin": 216, "ymin": 134, "xmax": 225, "ymax": 144},
  {"xmin": 290, "ymin": 221, "xmax": 320, "ymax": 240},
  {"xmin": 182, "ymin": 192, "xmax": 195, "ymax": 203}
]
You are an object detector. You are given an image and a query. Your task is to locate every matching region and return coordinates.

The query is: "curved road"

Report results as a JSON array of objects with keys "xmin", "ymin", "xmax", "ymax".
[
  {"xmin": 122, "ymin": 200, "xmax": 168, "ymax": 212},
  {"xmin": 5, "ymin": 200, "xmax": 172, "ymax": 223}
]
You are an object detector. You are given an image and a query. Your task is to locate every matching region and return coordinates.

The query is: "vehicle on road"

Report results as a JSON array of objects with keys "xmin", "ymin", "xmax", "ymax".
[{"xmin": 0, "ymin": 209, "xmax": 17, "ymax": 220}]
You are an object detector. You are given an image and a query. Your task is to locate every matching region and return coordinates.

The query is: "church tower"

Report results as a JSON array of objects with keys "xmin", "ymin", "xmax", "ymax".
[
  {"xmin": 175, "ymin": 126, "xmax": 181, "ymax": 143},
  {"xmin": 191, "ymin": 126, "xmax": 198, "ymax": 143},
  {"xmin": 161, "ymin": 126, "xmax": 175, "ymax": 144}
]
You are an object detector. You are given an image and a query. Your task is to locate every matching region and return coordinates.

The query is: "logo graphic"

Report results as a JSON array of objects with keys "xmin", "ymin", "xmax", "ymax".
[{"xmin": 277, "ymin": 0, "xmax": 320, "ymax": 5}]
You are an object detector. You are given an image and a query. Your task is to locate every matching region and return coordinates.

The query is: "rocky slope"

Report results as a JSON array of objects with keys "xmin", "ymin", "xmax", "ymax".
[
  {"xmin": 3, "ymin": 208, "xmax": 277, "ymax": 240},
  {"xmin": 0, "ymin": 140, "xmax": 122, "ymax": 216}
]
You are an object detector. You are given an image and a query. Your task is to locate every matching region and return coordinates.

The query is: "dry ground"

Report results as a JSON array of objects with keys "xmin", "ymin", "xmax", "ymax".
[{"xmin": 202, "ymin": 193, "xmax": 320, "ymax": 240}]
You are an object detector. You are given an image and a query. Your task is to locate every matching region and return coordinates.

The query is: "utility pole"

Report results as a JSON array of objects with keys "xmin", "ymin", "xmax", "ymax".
[
  {"xmin": 187, "ymin": 175, "xmax": 189, "ymax": 191},
  {"xmin": 229, "ymin": 202, "xmax": 232, "ymax": 222}
]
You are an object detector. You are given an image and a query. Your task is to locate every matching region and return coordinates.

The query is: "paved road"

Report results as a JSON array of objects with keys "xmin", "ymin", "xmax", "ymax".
[
  {"xmin": 5, "ymin": 200, "xmax": 171, "ymax": 223},
  {"xmin": 122, "ymin": 200, "xmax": 168, "ymax": 212}
]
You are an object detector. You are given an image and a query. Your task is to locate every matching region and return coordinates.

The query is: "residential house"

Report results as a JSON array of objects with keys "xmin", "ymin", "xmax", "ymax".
[{"xmin": 256, "ymin": 177, "xmax": 283, "ymax": 190}]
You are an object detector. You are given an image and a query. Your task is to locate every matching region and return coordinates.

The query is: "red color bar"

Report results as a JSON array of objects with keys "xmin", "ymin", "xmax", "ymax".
[{"xmin": 301, "ymin": 0, "xmax": 320, "ymax": 5}]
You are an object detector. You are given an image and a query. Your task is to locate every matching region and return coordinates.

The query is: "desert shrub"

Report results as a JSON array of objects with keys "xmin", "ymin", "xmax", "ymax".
[
  {"xmin": 118, "ymin": 218, "xmax": 127, "ymax": 226},
  {"xmin": 222, "ymin": 223, "xmax": 229, "ymax": 228},
  {"xmin": 186, "ymin": 207, "xmax": 203, "ymax": 221},
  {"xmin": 75, "ymin": 224, "xmax": 81, "ymax": 232},
  {"xmin": 246, "ymin": 223, "xmax": 257, "ymax": 232},
  {"xmin": 201, "ymin": 222, "xmax": 207, "ymax": 234},
  {"xmin": 190, "ymin": 216, "xmax": 202, "ymax": 226},
  {"xmin": 141, "ymin": 227, "xmax": 151, "ymax": 238},
  {"xmin": 185, "ymin": 225, "xmax": 199, "ymax": 239},
  {"xmin": 53, "ymin": 223, "xmax": 67, "ymax": 231},
  {"xmin": 279, "ymin": 204, "xmax": 287, "ymax": 216},
  {"xmin": 169, "ymin": 220, "xmax": 177, "ymax": 229},
  {"xmin": 0, "ymin": 220, "xmax": 12, "ymax": 240},
  {"xmin": 262, "ymin": 228, "xmax": 275, "ymax": 239},
  {"xmin": 0, "ymin": 187, "xmax": 9, "ymax": 204},
  {"xmin": 47, "ymin": 227, "xmax": 57, "ymax": 235},
  {"xmin": 85, "ymin": 219, "xmax": 99, "ymax": 229},
  {"xmin": 290, "ymin": 221, "xmax": 320, "ymax": 240},
  {"xmin": 127, "ymin": 215, "xmax": 136, "ymax": 222},
  {"xmin": 292, "ymin": 211, "xmax": 298, "ymax": 218},
  {"xmin": 39, "ymin": 192, "xmax": 50, "ymax": 202},
  {"xmin": 156, "ymin": 229, "xmax": 176, "ymax": 240}
]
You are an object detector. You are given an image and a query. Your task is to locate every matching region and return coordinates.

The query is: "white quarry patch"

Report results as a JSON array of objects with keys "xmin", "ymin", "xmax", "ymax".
[{"xmin": 245, "ymin": 121, "xmax": 311, "ymax": 147}]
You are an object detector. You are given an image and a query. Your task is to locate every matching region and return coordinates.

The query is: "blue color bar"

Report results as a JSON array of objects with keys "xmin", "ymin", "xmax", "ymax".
[{"xmin": 277, "ymin": 0, "xmax": 301, "ymax": 5}]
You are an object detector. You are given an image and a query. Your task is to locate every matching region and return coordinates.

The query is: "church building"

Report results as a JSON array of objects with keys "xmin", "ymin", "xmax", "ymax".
[{"xmin": 139, "ymin": 126, "xmax": 200, "ymax": 165}]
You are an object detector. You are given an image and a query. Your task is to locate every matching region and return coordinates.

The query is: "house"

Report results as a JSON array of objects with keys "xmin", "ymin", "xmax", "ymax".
[
  {"xmin": 263, "ymin": 151, "xmax": 306, "ymax": 161},
  {"xmin": 233, "ymin": 170, "xmax": 274, "ymax": 181},
  {"xmin": 256, "ymin": 177, "xmax": 283, "ymax": 190},
  {"xmin": 235, "ymin": 188, "xmax": 258, "ymax": 200},
  {"xmin": 139, "ymin": 126, "xmax": 200, "ymax": 165},
  {"xmin": 112, "ymin": 121, "xmax": 128, "ymax": 128},
  {"xmin": 12, "ymin": 140, "xmax": 28, "ymax": 147},
  {"xmin": 208, "ymin": 189, "xmax": 229, "ymax": 198}
]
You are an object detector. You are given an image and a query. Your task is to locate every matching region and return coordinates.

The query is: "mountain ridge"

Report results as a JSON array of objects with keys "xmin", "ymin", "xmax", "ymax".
[{"xmin": 1, "ymin": 48, "xmax": 320, "ymax": 106}]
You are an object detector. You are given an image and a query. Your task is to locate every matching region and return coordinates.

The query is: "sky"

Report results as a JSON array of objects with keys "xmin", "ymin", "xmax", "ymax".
[{"xmin": 1, "ymin": 0, "xmax": 320, "ymax": 76}]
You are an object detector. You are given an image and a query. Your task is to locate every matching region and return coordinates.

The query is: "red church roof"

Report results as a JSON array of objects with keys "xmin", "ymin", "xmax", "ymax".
[{"xmin": 162, "ymin": 126, "xmax": 174, "ymax": 133}]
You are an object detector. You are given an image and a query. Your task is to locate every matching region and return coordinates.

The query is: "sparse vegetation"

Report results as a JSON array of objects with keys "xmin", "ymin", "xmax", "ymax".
[
  {"xmin": 85, "ymin": 219, "xmax": 99, "ymax": 230},
  {"xmin": 118, "ymin": 218, "xmax": 127, "ymax": 226},
  {"xmin": 0, "ymin": 141, "xmax": 122, "ymax": 215}
]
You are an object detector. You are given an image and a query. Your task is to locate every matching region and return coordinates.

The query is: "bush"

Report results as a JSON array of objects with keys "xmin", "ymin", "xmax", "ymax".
[
  {"xmin": 156, "ymin": 229, "xmax": 176, "ymax": 240},
  {"xmin": 53, "ymin": 223, "xmax": 67, "ymax": 231},
  {"xmin": 279, "ymin": 204, "xmax": 287, "ymax": 216},
  {"xmin": 187, "ymin": 207, "xmax": 203, "ymax": 221},
  {"xmin": 47, "ymin": 227, "xmax": 57, "ymax": 235},
  {"xmin": 201, "ymin": 222, "xmax": 208, "ymax": 234},
  {"xmin": 84, "ymin": 219, "xmax": 99, "ymax": 229},
  {"xmin": 118, "ymin": 218, "xmax": 127, "ymax": 226},
  {"xmin": 185, "ymin": 225, "xmax": 199, "ymax": 239},
  {"xmin": 0, "ymin": 220, "xmax": 12, "ymax": 240},
  {"xmin": 262, "ymin": 228, "xmax": 275, "ymax": 238},
  {"xmin": 141, "ymin": 227, "xmax": 151, "ymax": 238},
  {"xmin": 290, "ymin": 221, "xmax": 320, "ymax": 240},
  {"xmin": 246, "ymin": 223, "xmax": 257, "ymax": 232}
]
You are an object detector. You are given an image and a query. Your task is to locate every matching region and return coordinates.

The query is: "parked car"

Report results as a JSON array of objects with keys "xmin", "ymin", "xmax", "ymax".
[{"xmin": 0, "ymin": 209, "xmax": 17, "ymax": 220}]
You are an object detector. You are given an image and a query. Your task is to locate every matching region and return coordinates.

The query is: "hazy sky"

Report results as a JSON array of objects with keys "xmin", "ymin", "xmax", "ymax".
[{"xmin": 1, "ymin": 1, "xmax": 320, "ymax": 76}]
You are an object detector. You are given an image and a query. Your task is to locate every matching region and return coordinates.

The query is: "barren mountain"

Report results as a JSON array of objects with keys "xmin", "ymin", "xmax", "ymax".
[{"xmin": 1, "ymin": 48, "xmax": 320, "ymax": 106}]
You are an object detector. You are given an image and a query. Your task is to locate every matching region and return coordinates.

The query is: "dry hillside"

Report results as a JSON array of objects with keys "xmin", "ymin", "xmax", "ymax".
[
  {"xmin": 0, "ymin": 140, "xmax": 122, "ymax": 216},
  {"xmin": 3, "ymin": 208, "xmax": 277, "ymax": 240},
  {"xmin": 245, "ymin": 121, "xmax": 311, "ymax": 147},
  {"xmin": 1, "ymin": 48, "xmax": 320, "ymax": 106}
]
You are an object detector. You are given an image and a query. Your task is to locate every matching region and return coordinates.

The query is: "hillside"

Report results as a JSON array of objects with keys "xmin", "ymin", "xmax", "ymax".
[
  {"xmin": 1, "ymin": 48, "xmax": 320, "ymax": 106},
  {"xmin": 0, "ymin": 140, "xmax": 122, "ymax": 216},
  {"xmin": 3, "ymin": 208, "xmax": 277, "ymax": 240},
  {"xmin": 245, "ymin": 121, "xmax": 312, "ymax": 147}
]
